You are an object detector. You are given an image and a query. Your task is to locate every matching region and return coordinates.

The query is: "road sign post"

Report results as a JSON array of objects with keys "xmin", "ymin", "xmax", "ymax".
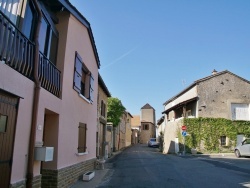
[
  {"xmin": 182, "ymin": 131, "xmax": 187, "ymax": 155},
  {"xmin": 181, "ymin": 125, "xmax": 187, "ymax": 156}
]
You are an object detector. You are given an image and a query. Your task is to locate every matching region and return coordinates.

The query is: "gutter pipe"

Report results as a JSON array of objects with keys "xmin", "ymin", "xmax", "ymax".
[{"xmin": 26, "ymin": 0, "xmax": 42, "ymax": 187}]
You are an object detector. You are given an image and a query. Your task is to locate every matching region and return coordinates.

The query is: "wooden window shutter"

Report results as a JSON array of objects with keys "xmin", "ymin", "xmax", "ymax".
[
  {"xmin": 74, "ymin": 53, "xmax": 82, "ymax": 93},
  {"xmin": 78, "ymin": 123, "xmax": 87, "ymax": 153},
  {"xmin": 89, "ymin": 73, "xmax": 94, "ymax": 102}
]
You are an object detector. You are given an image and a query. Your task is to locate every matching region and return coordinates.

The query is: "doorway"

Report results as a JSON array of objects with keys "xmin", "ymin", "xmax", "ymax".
[
  {"xmin": 0, "ymin": 90, "xmax": 19, "ymax": 187},
  {"xmin": 41, "ymin": 109, "xmax": 59, "ymax": 187}
]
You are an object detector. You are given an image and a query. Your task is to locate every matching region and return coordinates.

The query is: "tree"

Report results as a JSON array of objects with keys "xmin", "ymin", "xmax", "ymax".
[{"xmin": 107, "ymin": 97, "xmax": 126, "ymax": 127}]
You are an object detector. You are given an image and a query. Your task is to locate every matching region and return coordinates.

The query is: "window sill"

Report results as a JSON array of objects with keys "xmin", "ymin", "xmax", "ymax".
[
  {"xmin": 79, "ymin": 94, "xmax": 92, "ymax": 104},
  {"xmin": 76, "ymin": 151, "xmax": 88, "ymax": 156}
]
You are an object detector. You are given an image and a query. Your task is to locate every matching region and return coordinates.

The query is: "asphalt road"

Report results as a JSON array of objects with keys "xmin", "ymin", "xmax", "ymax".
[{"xmin": 98, "ymin": 144, "xmax": 250, "ymax": 188}]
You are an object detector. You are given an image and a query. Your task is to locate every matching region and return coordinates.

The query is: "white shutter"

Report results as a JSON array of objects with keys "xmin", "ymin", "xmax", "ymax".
[{"xmin": 231, "ymin": 103, "xmax": 249, "ymax": 120}]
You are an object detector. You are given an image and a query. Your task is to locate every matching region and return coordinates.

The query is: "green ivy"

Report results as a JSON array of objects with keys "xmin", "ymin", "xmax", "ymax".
[{"xmin": 179, "ymin": 118, "xmax": 250, "ymax": 153}]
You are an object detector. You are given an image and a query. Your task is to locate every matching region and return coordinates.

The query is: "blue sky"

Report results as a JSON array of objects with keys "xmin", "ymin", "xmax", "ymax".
[{"xmin": 70, "ymin": 0, "xmax": 250, "ymax": 120}]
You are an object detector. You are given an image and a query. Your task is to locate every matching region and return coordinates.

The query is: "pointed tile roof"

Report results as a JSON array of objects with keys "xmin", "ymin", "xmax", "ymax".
[{"xmin": 141, "ymin": 103, "xmax": 154, "ymax": 110}]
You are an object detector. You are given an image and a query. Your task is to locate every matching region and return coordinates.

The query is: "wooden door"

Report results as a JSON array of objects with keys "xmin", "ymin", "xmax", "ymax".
[{"xmin": 0, "ymin": 90, "xmax": 18, "ymax": 187}]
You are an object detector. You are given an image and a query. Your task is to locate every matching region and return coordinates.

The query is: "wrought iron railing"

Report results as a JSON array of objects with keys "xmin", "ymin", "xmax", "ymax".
[
  {"xmin": 38, "ymin": 53, "xmax": 61, "ymax": 97},
  {"xmin": 0, "ymin": 11, "xmax": 34, "ymax": 78},
  {"xmin": 0, "ymin": 10, "xmax": 61, "ymax": 97}
]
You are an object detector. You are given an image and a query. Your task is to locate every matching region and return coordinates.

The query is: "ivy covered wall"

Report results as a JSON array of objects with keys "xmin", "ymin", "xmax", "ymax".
[{"xmin": 178, "ymin": 118, "xmax": 250, "ymax": 153}]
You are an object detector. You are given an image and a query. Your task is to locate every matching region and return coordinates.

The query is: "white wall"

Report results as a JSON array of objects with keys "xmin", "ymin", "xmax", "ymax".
[{"xmin": 164, "ymin": 86, "xmax": 198, "ymax": 110}]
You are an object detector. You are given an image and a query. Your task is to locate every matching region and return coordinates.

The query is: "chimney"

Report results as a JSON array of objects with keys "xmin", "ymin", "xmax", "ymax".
[{"xmin": 212, "ymin": 69, "xmax": 218, "ymax": 75}]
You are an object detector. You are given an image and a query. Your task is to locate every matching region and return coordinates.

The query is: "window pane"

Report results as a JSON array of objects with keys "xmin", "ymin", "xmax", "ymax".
[
  {"xmin": 22, "ymin": 1, "xmax": 35, "ymax": 40},
  {"xmin": 0, "ymin": 114, "xmax": 8, "ymax": 132},
  {"xmin": 220, "ymin": 136, "xmax": 226, "ymax": 146},
  {"xmin": 85, "ymin": 73, "xmax": 90, "ymax": 99},
  {"xmin": 81, "ymin": 82, "xmax": 85, "ymax": 96},
  {"xmin": 246, "ymin": 139, "xmax": 250, "ymax": 144},
  {"xmin": 49, "ymin": 32, "xmax": 58, "ymax": 65},
  {"xmin": 38, "ymin": 18, "xmax": 49, "ymax": 55},
  {"xmin": 0, "ymin": 0, "xmax": 21, "ymax": 24}
]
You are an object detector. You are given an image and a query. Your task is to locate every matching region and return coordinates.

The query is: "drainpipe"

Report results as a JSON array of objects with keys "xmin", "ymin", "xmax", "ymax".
[{"xmin": 26, "ymin": 0, "xmax": 42, "ymax": 187}]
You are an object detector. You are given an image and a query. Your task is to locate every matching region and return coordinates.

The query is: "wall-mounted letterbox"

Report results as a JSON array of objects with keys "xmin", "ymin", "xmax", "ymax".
[{"xmin": 35, "ymin": 147, "xmax": 54, "ymax": 162}]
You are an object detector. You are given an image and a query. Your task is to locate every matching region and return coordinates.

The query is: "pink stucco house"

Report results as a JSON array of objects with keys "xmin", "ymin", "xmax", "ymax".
[{"xmin": 0, "ymin": 0, "xmax": 100, "ymax": 187}]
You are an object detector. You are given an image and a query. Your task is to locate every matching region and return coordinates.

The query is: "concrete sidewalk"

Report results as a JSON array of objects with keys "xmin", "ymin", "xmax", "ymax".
[{"xmin": 70, "ymin": 150, "xmax": 122, "ymax": 188}]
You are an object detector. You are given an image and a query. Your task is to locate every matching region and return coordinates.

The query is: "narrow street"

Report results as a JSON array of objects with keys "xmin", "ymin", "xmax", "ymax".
[{"xmin": 98, "ymin": 144, "xmax": 250, "ymax": 188}]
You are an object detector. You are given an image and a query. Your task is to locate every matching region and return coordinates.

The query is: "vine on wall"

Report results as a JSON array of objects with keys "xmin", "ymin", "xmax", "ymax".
[{"xmin": 179, "ymin": 118, "xmax": 250, "ymax": 153}]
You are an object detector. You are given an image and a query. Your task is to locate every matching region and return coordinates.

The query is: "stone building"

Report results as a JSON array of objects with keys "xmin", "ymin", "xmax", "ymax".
[
  {"xmin": 97, "ymin": 74, "xmax": 111, "ymax": 159},
  {"xmin": 131, "ymin": 115, "xmax": 141, "ymax": 144},
  {"xmin": 118, "ymin": 112, "xmax": 127, "ymax": 150},
  {"xmin": 162, "ymin": 70, "xmax": 250, "ymax": 154},
  {"xmin": 131, "ymin": 104, "xmax": 156, "ymax": 144},
  {"xmin": 140, "ymin": 104, "xmax": 156, "ymax": 144},
  {"xmin": 125, "ymin": 112, "xmax": 133, "ymax": 147}
]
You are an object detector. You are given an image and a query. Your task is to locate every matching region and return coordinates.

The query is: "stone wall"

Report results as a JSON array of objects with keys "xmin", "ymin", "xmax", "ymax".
[
  {"xmin": 140, "ymin": 122, "xmax": 155, "ymax": 144},
  {"xmin": 141, "ymin": 108, "xmax": 155, "ymax": 124},
  {"xmin": 197, "ymin": 72, "xmax": 250, "ymax": 119},
  {"xmin": 163, "ymin": 118, "xmax": 183, "ymax": 154},
  {"xmin": 41, "ymin": 158, "xmax": 95, "ymax": 188}
]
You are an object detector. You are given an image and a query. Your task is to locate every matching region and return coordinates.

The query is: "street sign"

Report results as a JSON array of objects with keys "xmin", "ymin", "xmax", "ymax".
[
  {"xmin": 181, "ymin": 125, "xmax": 187, "ymax": 131},
  {"xmin": 182, "ymin": 131, "xmax": 187, "ymax": 136}
]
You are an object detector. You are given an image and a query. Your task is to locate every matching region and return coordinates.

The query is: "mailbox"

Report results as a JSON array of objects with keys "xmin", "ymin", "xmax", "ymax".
[{"xmin": 35, "ymin": 147, "xmax": 54, "ymax": 162}]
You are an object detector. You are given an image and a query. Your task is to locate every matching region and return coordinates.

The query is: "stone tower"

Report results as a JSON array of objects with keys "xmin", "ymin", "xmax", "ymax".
[{"xmin": 140, "ymin": 103, "xmax": 156, "ymax": 144}]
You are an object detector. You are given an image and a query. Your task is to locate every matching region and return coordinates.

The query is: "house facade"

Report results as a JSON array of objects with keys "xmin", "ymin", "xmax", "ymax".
[
  {"xmin": 162, "ymin": 70, "xmax": 250, "ymax": 154},
  {"xmin": 112, "ymin": 111, "xmax": 132, "ymax": 151},
  {"xmin": 117, "ymin": 112, "xmax": 126, "ymax": 150},
  {"xmin": 0, "ymin": 0, "xmax": 100, "ymax": 187},
  {"xmin": 125, "ymin": 112, "xmax": 133, "ymax": 147},
  {"xmin": 131, "ymin": 104, "xmax": 156, "ymax": 144},
  {"xmin": 140, "ymin": 103, "xmax": 156, "ymax": 144},
  {"xmin": 131, "ymin": 115, "xmax": 141, "ymax": 144},
  {"xmin": 97, "ymin": 74, "xmax": 111, "ymax": 159},
  {"xmin": 156, "ymin": 116, "xmax": 165, "ymax": 137}
]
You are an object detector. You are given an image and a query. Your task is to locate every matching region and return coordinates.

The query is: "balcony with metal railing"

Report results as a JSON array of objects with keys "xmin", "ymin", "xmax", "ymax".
[
  {"xmin": 0, "ymin": 10, "xmax": 61, "ymax": 97},
  {"xmin": 38, "ymin": 53, "xmax": 61, "ymax": 97}
]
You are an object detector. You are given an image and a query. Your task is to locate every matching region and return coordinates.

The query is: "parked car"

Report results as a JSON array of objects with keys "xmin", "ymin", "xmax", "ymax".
[
  {"xmin": 234, "ymin": 138, "xmax": 250, "ymax": 158},
  {"xmin": 148, "ymin": 138, "xmax": 159, "ymax": 147}
]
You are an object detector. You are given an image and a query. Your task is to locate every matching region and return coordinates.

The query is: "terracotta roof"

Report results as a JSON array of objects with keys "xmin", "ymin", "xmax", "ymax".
[
  {"xmin": 141, "ymin": 103, "xmax": 154, "ymax": 110},
  {"xmin": 163, "ymin": 70, "xmax": 250, "ymax": 105},
  {"xmin": 131, "ymin": 115, "xmax": 140, "ymax": 127}
]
